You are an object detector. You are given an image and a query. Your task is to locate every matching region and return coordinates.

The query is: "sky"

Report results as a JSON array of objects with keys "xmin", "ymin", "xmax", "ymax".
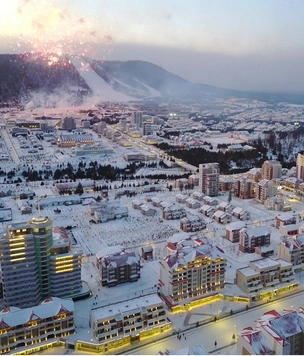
[{"xmin": 1, "ymin": 0, "xmax": 304, "ymax": 93}]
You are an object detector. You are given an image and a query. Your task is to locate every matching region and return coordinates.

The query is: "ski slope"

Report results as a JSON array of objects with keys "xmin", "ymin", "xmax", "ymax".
[{"xmin": 70, "ymin": 56, "xmax": 135, "ymax": 102}]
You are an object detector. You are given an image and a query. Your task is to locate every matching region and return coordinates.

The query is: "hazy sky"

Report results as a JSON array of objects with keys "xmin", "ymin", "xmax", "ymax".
[{"xmin": 1, "ymin": 0, "xmax": 304, "ymax": 93}]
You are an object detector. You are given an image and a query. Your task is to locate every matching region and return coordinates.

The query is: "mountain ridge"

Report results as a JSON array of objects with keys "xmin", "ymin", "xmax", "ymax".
[{"xmin": 0, "ymin": 53, "xmax": 303, "ymax": 107}]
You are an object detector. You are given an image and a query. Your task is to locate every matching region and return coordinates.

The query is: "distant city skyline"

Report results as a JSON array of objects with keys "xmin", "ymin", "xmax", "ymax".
[{"xmin": 1, "ymin": 0, "xmax": 304, "ymax": 93}]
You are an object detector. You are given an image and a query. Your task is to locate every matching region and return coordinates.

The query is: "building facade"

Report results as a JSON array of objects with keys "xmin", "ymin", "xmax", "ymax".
[
  {"xmin": 159, "ymin": 244, "xmax": 226, "ymax": 307},
  {"xmin": 239, "ymin": 226, "xmax": 271, "ymax": 253},
  {"xmin": 234, "ymin": 177, "xmax": 254, "ymax": 199},
  {"xmin": 262, "ymin": 160, "xmax": 282, "ymax": 180},
  {"xmin": 238, "ymin": 309, "xmax": 304, "ymax": 355},
  {"xmin": 0, "ymin": 297, "xmax": 75, "ymax": 355},
  {"xmin": 97, "ymin": 250, "xmax": 141, "ymax": 287},
  {"xmin": 236, "ymin": 258, "xmax": 297, "ymax": 301},
  {"xmin": 296, "ymin": 152, "xmax": 304, "ymax": 180},
  {"xmin": 255, "ymin": 179, "xmax": 277, "ymax": 204},
  {"xmin": 89, "ymin": 294, "xmax": 170, "ymax": 353}
]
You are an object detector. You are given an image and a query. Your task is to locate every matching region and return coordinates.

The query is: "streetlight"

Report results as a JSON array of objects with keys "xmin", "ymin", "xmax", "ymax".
[
  {"xmin": 233, "ymin": 324, "xmax": 238, "ymax": 341},
  {"xmin": 217, "ymin": 309, "xmax": 221, "ymax": 319}
]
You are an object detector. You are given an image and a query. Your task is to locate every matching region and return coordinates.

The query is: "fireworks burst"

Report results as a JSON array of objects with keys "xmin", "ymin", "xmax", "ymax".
[{"xmin": 10, "ymin": 0, "xmax": 114, "ymax": 65}]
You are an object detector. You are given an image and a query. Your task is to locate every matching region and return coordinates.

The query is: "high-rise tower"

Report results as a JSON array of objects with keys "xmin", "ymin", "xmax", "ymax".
[
  {"xmin": 198, "ymin": 163, "xmax": 220, "ymax": 197},
  {"xmin": 28, "ymin": 216, "xmax": 53, "ymax": 299},
  {"xmin": 0, "ymin": 216, "xmax": 82, "ymax": 308},
  {"xmin": 296, "ymin": 152, "xmax": 304, "ymax": 180},
  {"xmin": 0, "ymin": 222, "xmax": 41, "ymax": 308}
]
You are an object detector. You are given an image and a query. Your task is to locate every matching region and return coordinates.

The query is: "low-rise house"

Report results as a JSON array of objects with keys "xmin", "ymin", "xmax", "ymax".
[
  {"xmin": 191, "ymin": 191, "xmax": 205, "ymax": 201},
  {"xmin": 175, "ymin": 194, "xmax": 188, "ymax": 204},
  {"xmin": 203, "ymin": 196, "xmax": 218, "ymax": 206},
  {"xmin": 115, "ymin": 187, "xmax": 136, "ymax": 198},
  {"xmin": 163, "ymin": 205, "xmax": 186, "ymax": 220},
  {"xmin": 141, "ymin": 246, "xmax": 153, "ymax": 260},
  {"xmin": 199, "ymin": 204, "xmax": 216, "ymax": 217},
  {"xmin": 160, "ymin": 201, "xmax": 172, "ymax": 210},
  {"xmin": 232, "ymin": 207, "xmax": 250, "ymax": 220},
  {"xmin": 185, "ymin": 198, "xmax": 201, "ymax": 209},
  {"xmin": 166, "ymin": 232, "xmax": 192, "ymax": 254},
  {"xmin": 213, "ymin": 210, "xmax": 231, "ymax": 224},
  {"xmin": 132, "ymin": 200, "xmax": 144, "ymax": 209},
  {"xmin": 140, "ymin": 204, "xmax": 157, "ymax": 216},
  {"xmin": 142, "ymin": 184, "xmax": 162, "ymax": 193},
  {"xmin": 218, "ymin": 202, "xmax": 234, "ymax": 213},
  {"xmin": 151, "ymin": 197, "xmax": 163, "ymax": 207},
  {"xmin": 180, "ymin": 215, "xmax": 206, "ymax": 232},
  {"xmin": 254, "ymin": 245, "xmax": 275, "ymax": 257},
  {"xmin": 94, "ymin": 206, "xmax": 128, "ymax": 223}
]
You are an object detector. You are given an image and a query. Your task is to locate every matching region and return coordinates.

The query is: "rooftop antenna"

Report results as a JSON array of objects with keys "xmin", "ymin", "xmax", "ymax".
[{"xmin": 37, "ymin": 196, "xmax": 41, "ymax": 216}]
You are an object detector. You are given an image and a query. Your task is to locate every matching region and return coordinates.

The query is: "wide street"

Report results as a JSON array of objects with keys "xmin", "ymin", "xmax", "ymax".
[{"xmin": 121, "ymin": 291, "xmax": 304, "ymax": 355}]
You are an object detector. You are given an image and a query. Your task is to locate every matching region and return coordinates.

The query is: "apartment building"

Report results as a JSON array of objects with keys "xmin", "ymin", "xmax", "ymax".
[
  {"xmin": 239, "ymin": 226, "xmax": 271, "ymax": 253},
  {"xmin": 225, "ymin": 221, "xmax": 247, "ymax": 243},
  {"xmin": 0, "ymin": 297, "xmax": 75, "ymax": 355},
  {"xmin": 218, "ymin": 175, "xmax": 234, "ymax": 192},
  {"xmin": 275, "ymin": 212, "xmax": 297, "ymax": 229},
  {"xmin": 238, "ymin": 309, "xmax": 304, "ymax": 355},
  {"xmin": 236, "ymin": 258, "xmax": 297, "ymax": 301},
  {"xmin": 97, "ymin": 250, "xmax": 140, "ymax": 287},
  {"xmin": 159, "ymin": 244, "xmax": 226, "ymax": 307},
  {"xmin": 255, "ymin": 179, "xmax": 277, "ymax": 204},
  {"xmin": 296, "ymin": 152, "xmax": 304, "ymax": 180},
  {"xmin": 89, "ymin": 294, "xmax": 170, "ymax": 353},
  {"xmin": 0, "ymin": 222, "xmax": 41, "ymax": 308},
  {"xmin": 132, "ymin": 111, "xmax": 143, "ymax": 128},
  {"xmin": 261, "ymin": 160, "xmax": 282, "ymax": 180},
  {"xmin": 234, "ymin": 177, "xmax": 254, "ymax": 199},
  {"xmin": 277, "ymin": 235, "xmax": 304, "ymax": 267},
  {"xmin": 61, "ymin": 116, "xmax": 76, "ymax": 130},
  {"xmin": 0, "ymin": 217, "xmax": 83, "ymax": 308},
  {"xmin": 198, "ymin": 163, "xmax": 220, "ymax": 197}
]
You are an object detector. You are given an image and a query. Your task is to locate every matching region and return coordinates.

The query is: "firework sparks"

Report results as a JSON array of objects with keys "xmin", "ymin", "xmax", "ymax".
[{"xmin": 9, "ymin": 0, "xmax": 114, "ymax": 64}]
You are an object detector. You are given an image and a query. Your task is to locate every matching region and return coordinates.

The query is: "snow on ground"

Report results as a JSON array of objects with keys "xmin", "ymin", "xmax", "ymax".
[{"xmin": 70, "ymin": 56, "xmax": 135, "ymax": 102}]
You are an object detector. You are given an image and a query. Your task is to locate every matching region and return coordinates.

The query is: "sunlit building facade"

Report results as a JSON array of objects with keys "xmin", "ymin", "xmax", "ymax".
[
  {"xmin": 88, "ymin": 294, "xmax": 170, "ymax": 353},
  {"xmin": 159, "ymin": 244, "xmax": 226, "ymax": 307},
  {"xmin": 0, "ymin": 297, "xmax": 75, "ymax": 355}
]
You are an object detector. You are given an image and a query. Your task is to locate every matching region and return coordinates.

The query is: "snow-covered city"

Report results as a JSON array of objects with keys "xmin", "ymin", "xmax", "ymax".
[{"xmin": 1, "ymin": 2, "xmax": 304, "ymax": 355}]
